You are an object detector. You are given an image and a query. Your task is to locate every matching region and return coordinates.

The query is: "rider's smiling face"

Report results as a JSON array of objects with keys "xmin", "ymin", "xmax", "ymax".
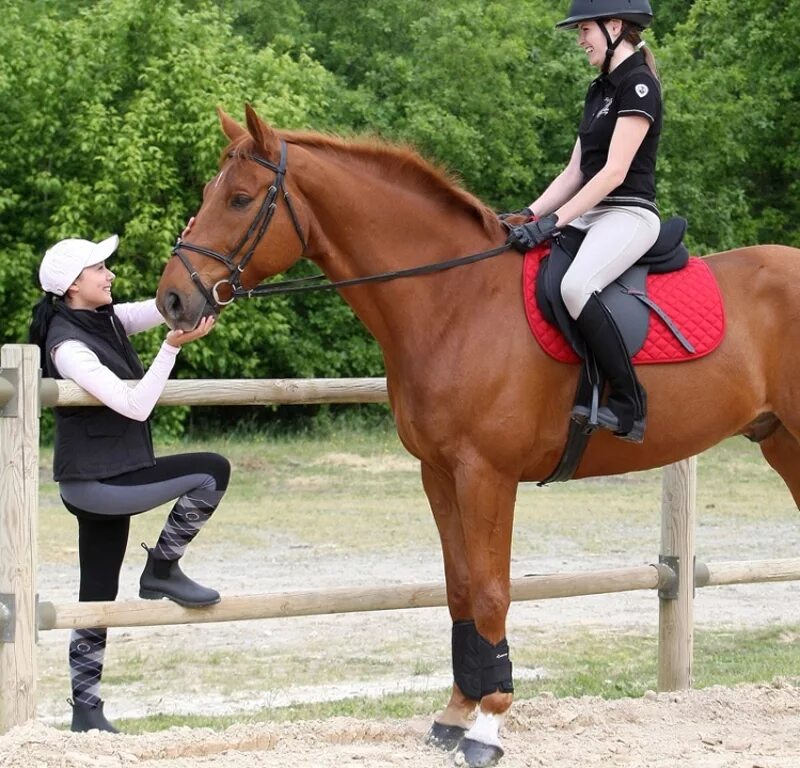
[{"xmin": 576, "ymin": 19, "xmax": 622, "ymax": 69}]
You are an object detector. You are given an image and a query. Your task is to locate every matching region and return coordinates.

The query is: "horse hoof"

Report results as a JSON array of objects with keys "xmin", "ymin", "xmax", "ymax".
[
  {"xmin": 425, "ymin": 721, "xmax": 467, "ymax": 751},
  {"xmin": 453, "ymin": 737, "xmax": 504, "ymax": 767}
]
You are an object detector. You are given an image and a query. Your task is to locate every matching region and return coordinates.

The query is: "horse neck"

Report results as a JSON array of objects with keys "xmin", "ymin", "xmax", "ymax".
[{"xmin": 291, "ymin": 143, "xmax": 505, "ymax": 365}]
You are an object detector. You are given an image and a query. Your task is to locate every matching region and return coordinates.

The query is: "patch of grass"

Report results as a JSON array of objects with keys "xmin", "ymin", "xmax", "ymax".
[
  {"xmin": 692, "ymin": 626, "xmax": 800, "ymax": 687},
  {"xmin": 515, "ymin": 624, "xmax": 800, "ymax": 700},
  {"xmin": 39, "ymin": 432, "xmax": 795, "ymax": 563},
  {"xmin": 115, "ymin": 690, "xmax": 443, "ymax": 734},
  {"xmin": 412, "ymin": 658, "xmax": 436, "ymax": 677},
  {"xmin": 38, "ymin": 429, "xmax": 435, "ymax": 562}
]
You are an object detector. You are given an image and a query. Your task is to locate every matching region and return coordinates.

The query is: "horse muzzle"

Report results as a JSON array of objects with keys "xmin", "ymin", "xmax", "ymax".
[{"xmin": 157, "ymin": 287, "xmax": 216, "ymax": 331}]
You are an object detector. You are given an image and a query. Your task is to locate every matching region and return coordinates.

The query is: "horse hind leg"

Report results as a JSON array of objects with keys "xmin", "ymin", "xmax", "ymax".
[{"xmin": 757, "ymin": 419, "xmax": 800, "ymax": 509}]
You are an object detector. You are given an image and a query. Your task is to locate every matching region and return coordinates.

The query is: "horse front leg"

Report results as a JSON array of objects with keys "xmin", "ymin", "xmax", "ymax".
[
  {"xmin": 420, "ymin": 463, "xmax": 478, "ymax": 750},
  {"xmin": 422, "ymin": 460, "xmax": 518, "ymax": 767},
  {"xmin": 452, "ymin": 462, "xmax": 517, "ymax": 768}
]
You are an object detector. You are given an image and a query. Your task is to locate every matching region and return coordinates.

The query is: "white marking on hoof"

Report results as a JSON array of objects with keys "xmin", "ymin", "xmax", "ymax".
[{"xmin": 464, "ymin": 710, "xmax": 504, "ymax": 748}]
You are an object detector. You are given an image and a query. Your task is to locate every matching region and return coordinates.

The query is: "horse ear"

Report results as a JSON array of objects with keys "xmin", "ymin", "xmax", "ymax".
[
  {"xmin": 244, "ymin": 103, "xmax": 280, "ymax": 160},
  {"xmin": 217, "ymin": 107, "xmax": 247, "ymax": 143}
]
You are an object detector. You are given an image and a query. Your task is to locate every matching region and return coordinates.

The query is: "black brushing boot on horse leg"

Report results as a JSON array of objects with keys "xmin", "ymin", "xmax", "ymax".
[{"xmin": 571, "ymin": 293, "xmax": 647, "ymax": 443}]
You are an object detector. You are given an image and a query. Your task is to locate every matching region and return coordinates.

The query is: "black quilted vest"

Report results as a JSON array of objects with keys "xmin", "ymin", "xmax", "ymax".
[{"xmin": 45, "ymin": 304, "xmax": 156, "ymax": 481}]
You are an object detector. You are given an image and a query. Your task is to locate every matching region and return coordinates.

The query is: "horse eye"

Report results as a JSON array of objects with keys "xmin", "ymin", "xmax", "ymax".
[{"xmin": 231, "ymin": 193, "xmax": 253, "ymax": 209}]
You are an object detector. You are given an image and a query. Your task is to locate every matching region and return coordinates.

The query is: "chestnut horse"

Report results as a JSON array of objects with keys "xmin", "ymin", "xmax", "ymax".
[{"xmin": 157, "ymin": 105, "xmax": 800, "ymax": 766}]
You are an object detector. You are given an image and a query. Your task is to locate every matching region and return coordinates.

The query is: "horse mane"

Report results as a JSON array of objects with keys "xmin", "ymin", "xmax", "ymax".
[{"xmin": 222, "ymin": 131, "xmax": 503, "ymax": 239}]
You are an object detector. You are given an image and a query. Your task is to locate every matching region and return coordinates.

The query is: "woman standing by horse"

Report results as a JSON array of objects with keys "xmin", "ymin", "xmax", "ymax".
[
  {"xmin": 506, "ymin": 0, "xmax": 660, "ymax": 443},
  {"xmin": 30, "ymin": 235, "xmax": 230, "ymax": 733}
]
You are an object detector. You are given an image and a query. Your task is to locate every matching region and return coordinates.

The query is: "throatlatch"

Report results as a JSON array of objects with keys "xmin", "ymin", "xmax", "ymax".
[{"xmin": 452, "ymin": 620, "xmax": 514, "ymax": 700}]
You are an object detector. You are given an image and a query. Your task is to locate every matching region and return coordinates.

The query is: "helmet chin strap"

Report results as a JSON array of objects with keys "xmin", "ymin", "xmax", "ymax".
[{"xmin": 597, "ymin": 20, "xmax": 630, "ymax": 75}]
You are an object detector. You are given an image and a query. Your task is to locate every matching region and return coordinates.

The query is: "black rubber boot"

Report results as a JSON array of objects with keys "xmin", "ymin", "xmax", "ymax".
[
  {"xmin": 570, "ymin": 293, "xmax": 647, "ymax": 443},
  {"xmin": 70, "ymin": 699, "xmax": 118, "ymax": 733},
  {"xmin": 138, "ymin": 544, "xmax": 220, "ymax": 608}
]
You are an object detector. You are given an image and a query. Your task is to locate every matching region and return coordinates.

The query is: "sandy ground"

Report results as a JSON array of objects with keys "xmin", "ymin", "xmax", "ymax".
[
  {"xmin": 33, "ymin": 546, "xmax": 800, "ymax": 721},
  {"xmin": 3, "ymin": 681, "xmax": 800, "ymax": 767}
]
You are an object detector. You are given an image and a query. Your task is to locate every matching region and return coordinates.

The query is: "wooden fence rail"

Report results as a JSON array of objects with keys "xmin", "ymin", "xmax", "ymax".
[
  {"xmin": 1, "ymin": 343, "xmax": 798, "ymax": 734},
  {"xmin": 37, "ymin": 564, "xmax": 671, "ymax": 631},
  {"xmin": 38, "ymin": 377, "xmax": 390, "ymax": 408}
]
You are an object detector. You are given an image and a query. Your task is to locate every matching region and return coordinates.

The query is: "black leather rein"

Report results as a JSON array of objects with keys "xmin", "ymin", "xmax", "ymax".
[{"xmin": 231, "ymin": 243, "xmax": 513, "ymax": 299}]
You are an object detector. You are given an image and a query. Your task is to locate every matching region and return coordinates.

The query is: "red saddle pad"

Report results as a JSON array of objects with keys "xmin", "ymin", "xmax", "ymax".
[{"xmin": 522, "ymin": 246, "xmax": 726, "ymax": 365}]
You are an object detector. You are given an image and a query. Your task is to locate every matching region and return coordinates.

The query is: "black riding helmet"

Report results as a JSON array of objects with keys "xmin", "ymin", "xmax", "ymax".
[
  {"xmin": 556, "ymin": 0, "xmax": 653, "ymax": 74},
  {"xmin": 555, "ymin": 0, "xmax": 653, "ymax": 30}
]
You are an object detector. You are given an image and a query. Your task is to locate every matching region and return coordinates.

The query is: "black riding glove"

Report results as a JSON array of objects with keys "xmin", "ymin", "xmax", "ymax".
[
  {"xmin": 506, "ymin": 213, "xmax": 560, "ymax": 253},
  {"xmin": 498, "ymin": 206, "xmax": 533, "ymax": 222}
]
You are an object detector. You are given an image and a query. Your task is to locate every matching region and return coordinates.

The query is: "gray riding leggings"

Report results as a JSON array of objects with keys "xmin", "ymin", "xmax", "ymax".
[
  {"xmin": 560, "ymin": 205, "xmax": 661, "ymax": 319},
  {"xmin": 61, "ymin": 452, "xmax": 230, "ymax": 708}
]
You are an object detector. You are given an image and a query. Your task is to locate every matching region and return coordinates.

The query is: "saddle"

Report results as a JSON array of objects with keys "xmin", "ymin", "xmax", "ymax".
[{"xmin": 536, "ymin": 216, "xmax": 691, "ymax": 360}]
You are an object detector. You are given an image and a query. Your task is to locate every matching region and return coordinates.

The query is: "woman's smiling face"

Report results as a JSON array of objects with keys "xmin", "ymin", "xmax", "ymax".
[
  {"xmin": 69, "ymin": 261, "xmax": 116, "ymax": 309},
  {"xmin": 577, "ymin": 19, "xmax": 621, "ymax": 69}
]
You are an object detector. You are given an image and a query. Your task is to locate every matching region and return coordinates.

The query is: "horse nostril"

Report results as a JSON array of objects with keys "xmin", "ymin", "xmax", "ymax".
[{"xmin": 165, "ymin": 290, "xmax": 183, "ymax": 320}]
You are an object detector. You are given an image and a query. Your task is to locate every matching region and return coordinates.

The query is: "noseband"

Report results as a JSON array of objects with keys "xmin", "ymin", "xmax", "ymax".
[{"xmin": 172, "ymin": 139, "xmax": 306, "ymax": 311}]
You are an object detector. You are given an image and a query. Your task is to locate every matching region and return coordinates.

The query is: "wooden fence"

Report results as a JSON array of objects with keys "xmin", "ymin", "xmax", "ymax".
[{"xmin": 3, "ymin": 342, "xmax": 800, "ymax": 733}]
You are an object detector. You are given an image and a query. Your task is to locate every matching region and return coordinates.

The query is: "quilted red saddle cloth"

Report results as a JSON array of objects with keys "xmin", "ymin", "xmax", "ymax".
[{"xmin": 522, "ymin": 247, "xmax": 726, "ymax": 365}]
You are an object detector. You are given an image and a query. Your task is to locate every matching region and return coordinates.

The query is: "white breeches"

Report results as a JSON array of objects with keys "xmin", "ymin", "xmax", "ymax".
[{"xmin": 560, "ymin": 205, "xmax": 661, "ymax": 320}]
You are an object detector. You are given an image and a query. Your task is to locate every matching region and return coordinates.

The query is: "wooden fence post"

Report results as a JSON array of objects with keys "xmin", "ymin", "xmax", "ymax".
[
  {"xmin": 0, "ymin": 345, "xmax": 40, "ymax": 733},
  {"xmin": 658, "ymin": 457, "xmax": 697, "ymax": 691}
]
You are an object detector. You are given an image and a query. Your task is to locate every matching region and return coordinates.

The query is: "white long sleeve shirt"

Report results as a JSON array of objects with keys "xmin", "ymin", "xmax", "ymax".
[{"xmin": 51, "ymin": 300, "xmax": 179, "ymax": 422}]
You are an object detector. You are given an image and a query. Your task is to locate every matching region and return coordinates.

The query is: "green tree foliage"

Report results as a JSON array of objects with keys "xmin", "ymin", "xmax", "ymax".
[
  {"xmin": 0, "ymin": 0, "xmax": 380, "ymax": 432},
  {"xmin": 650, "ymin": 0, "xmax": 693, "ymax": 38},
  {"xmin": 2, "ymin": 0, "xmax": 798, "ymax": 434},
  {"xmin": 658, "ymin": 0, "xmax": 800, "ymax": 250},
  {"xmin": 296, "ymin": 0, "xmax": 589, "ymax": 208},
  {"xmin": 215, "ymin": 0, "xmax": 309, "ymax": 52}
]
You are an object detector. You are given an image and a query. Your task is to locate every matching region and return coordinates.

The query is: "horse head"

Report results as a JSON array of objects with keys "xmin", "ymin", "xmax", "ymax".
[{"xmin": 157, "ymin": 105, "xmax": 308, "ymax": 330}]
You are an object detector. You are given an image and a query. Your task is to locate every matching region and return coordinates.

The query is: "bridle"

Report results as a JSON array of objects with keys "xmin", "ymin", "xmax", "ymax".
[
  {"xmin": 172, "ymin": 139, "xmax": 307, "ymax": 311},
  {"xmin": 172, "ymin": 138, "xmax": 514, "ymax": 307}
]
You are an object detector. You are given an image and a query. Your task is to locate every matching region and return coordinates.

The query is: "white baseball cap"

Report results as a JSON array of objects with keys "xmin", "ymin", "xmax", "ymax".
[{"xmin": 39, "ymin": 235, "xmax": 119, "ymax": 296}]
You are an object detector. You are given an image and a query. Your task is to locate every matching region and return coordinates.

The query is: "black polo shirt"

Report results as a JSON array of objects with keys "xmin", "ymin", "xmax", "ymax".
[{"xmin": 578, "ymin": 50, "xmax": 662, "ymax": 214}]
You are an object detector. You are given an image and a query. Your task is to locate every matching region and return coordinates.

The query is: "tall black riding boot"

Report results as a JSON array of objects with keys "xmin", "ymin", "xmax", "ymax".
[
  {"xmin": 571, "ymin": 293, "xmax": 647, "ymax": 443},
  {"xmin": 70, "ymin": 699, "xmax": 118, "ymax": 733},
  {"xmin": 139, "ymin": 544, "xmax": 220, "ymax": 608}
]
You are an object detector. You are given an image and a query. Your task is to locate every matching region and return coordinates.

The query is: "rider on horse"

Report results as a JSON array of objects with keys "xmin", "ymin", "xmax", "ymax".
[{"xmin": 506, "ymin": 0, "xmax": 660, "ymax": 443}]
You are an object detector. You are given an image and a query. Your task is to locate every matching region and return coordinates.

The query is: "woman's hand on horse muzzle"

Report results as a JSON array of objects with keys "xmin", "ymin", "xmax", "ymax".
[{"xmin": 506, "ymin": 213, "xmax": 560, "ymax": 253}]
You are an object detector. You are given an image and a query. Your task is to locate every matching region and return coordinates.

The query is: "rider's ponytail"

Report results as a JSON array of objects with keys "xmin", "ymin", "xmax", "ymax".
[
  {"xmin": 626, "ymin": 30, "xmax": 659, "ymax": 82},
  {"xmin": 28, "ymin": 293, "xmax": 60, "ymax": 370}
]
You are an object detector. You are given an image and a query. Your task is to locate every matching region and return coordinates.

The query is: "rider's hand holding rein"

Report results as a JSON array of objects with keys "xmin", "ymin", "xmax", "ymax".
[{"xmin": 506, "ymin": 214, "xmax": 561, "ymax": 253}]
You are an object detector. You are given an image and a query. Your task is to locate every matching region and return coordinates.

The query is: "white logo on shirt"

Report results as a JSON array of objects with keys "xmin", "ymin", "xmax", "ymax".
[
  {"xmin": 635, "ymin": 83, "xmax": 649, "ymax": 98},
  {"xmin": 595, "ymin": 97, "xmax": 614, "ymax": 118}
]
